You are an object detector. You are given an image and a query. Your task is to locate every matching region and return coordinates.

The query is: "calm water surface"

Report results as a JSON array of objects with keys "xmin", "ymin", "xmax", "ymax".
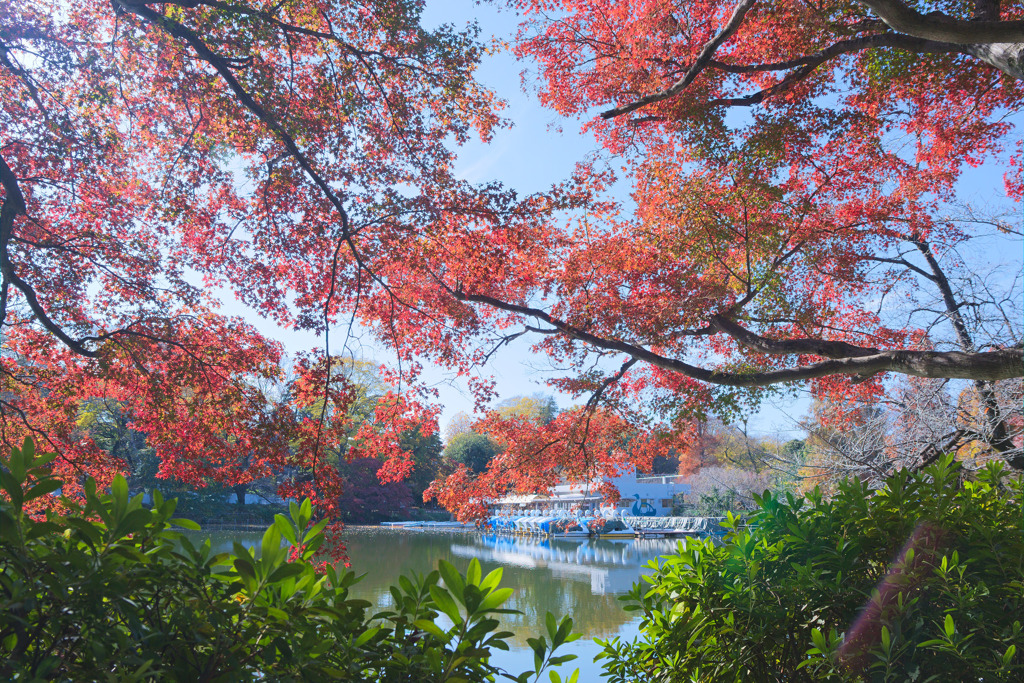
[{"xmin": 201, "ymin": 526, "xmax": 686, "ymax": 679}]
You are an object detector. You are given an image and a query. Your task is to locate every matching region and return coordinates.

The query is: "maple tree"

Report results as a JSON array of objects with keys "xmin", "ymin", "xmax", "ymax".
[
  {"xmin": 2, "ymin": 0, "xmax": 1023, "ymax": 522},
  {"xmin": 493, "ymin": 0, "xmax": 1023, "ymax": 385},
  {"xmin": 0, "ymin": 0, "xmax": 496, "ymax": 514},
  {"xmin": 425, "ymin": 0, "xmax": 1024, "ymax": 513}
]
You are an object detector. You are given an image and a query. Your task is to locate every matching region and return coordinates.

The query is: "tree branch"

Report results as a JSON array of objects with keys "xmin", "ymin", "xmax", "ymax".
[
  {"xmin": 115, "ymin": 0, "xmax": 355, "ymax": 247},
  {"xmin": 600, "ymin": 0, "xmax": 756, "ymax": 119},
  {"xmin": 708, "ymin": 314, "xmax": 880, "ymax": 359},
  {"xmin": 454, "ymin": 291, "xmax": 1024, "ymax": 386},
  {"xmin": 585, "ymin": 357, "xmax": 639, "ymax": 411},
  {"xmin": 0, "ymin": 153, "xmax": 99, "ymax": 357},
  {"xmin": 858, "ymin": 0, "xmax": 1024, "ymax": 43},
  {"xmin": 864, "ymin": 254, "xmax": 938, "ymax": 282},
  {"xmin": 603, "ymin": 33, "xmax": 964, "ymax": 118}
]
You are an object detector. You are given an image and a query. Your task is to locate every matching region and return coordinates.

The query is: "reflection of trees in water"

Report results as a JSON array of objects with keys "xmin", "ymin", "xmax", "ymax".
[
  {"xmin": 199, "ymin": 527, "xmax": 678, "ymax": 645},
  {"xmin": 495, "ymin": 570, "xmax": 629, "ymax": 643},
  {"xmin": 339, "ymin": 527, "xmax": 467, "ymax": 609},
  {"xmin": 339, "ymin": 529, "xmax": 679, "ymax": 645}
]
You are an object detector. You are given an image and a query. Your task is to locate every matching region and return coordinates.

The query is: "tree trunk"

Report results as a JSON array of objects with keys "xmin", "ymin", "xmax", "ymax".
[{"xmin": 966, "ymin": 42, "xmax": 1024, "ymax": 79}]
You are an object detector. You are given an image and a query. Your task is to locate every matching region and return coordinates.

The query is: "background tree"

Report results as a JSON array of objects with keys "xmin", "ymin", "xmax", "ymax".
[
  {"xmin": 443, "ymin": 431, "xmax": 501, "ymax": 475},
  {"xmin": 0, "ymin": 0, "xmax": 476, "ymax": 511},
  {"xmin": 399, "ymin": 426, "xmax": 445, "ymax": 505},
  {"xmin": 677, "ymin": 466, "xmax": 774, "ymax": 515},
  {"xmin": 494, "ymin": 394, "xmax": 560, "ymax": 424},
  {"xmin": 443, "ymin": 412, "xmax": 477, "ymax": 443},
  {"xmin": 335, "ymin": 457, "xmax": 415, "ymax": 523}
]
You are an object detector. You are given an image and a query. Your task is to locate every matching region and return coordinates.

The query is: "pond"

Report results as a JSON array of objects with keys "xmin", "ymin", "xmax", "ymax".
[{"xmin": 197, "ymin": 526, "xmax": 690, "ymax": 679}]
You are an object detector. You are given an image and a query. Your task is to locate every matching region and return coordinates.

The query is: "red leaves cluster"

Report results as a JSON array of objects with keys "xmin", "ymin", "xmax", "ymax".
[
  {"xmin": 425, "ymin": 405, "xmax": 691, "ymax": 521},
  {"xmin": 1, "ymin": 0, "xmax": 1019, "ymax": 522},
  {"xmin": 1, "ymin": 0, "xmax": 471, "ymax": 519}
]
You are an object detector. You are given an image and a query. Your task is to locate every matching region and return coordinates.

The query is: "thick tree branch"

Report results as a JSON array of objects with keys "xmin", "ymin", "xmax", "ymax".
[
  {"xmin": 603, "ymin": 33, "xmax": 965, "ymax": 118},
  {"xmin": 708, "ymin": 315, "xmax": 881, "ymax": 359},
  {"xmin": 973, "ymin": 0, "xmax": 1002, "ymax": 21},
  {"xmin": 865, "ymin": 254, "xmax": 937, "ymax": 282},
  {"xmin": 858, "ymin": 0, "xmax": 1024, "ymax": 43},
  {"xmin": 0, "ymin": 154, "xmax": 99, "ymax": 357},
  {"xmin": 454, "ymin": 291, "xmax": 1024, "ymax": 387},
  {"xmin": 705, "ymin": 34, "xmax": 959, "ymax": 74},
  {"xmin": 911, "ymin": 238, "xmax": 975, "ymax": 352}
]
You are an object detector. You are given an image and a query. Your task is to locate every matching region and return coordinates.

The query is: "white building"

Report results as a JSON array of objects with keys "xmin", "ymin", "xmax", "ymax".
[{"xmin": 495, "ymin": 468, "xmax": 690, "ymax": 517}]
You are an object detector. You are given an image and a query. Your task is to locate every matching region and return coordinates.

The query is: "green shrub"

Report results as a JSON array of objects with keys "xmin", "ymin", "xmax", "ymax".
[
  {"xmin": 0, "ymin": 439, "xmax": 579, "ymax": 682},
  {"xmin": 598, "ymin": 456, "xmax": 1023, "ymax": 682}
]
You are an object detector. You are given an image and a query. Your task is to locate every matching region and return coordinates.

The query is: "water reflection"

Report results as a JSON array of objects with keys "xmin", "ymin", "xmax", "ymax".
[
  {"xmin": 193, "ymin": 526, "xmax": 685, "ymax": 676},
  {"xmin": 453, "ymin": 534, "xmax": 677, "ymax": 594},
  {"xmin": 443, "ymin": 533, "xmax": 679, "ymax": 644},
  {"xmin": 337, "ymin": 528, "xmax": 679, "ymax": 647}
]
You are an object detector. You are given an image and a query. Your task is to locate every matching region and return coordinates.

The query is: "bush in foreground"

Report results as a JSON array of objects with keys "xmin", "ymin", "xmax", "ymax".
[
  {"xmin": 598, "ymin": 456, "xmax": 1023, "ymax": 682},
  {"xmin": 0, "ymin": 439, "xmax": 578, "ymax": 682}
]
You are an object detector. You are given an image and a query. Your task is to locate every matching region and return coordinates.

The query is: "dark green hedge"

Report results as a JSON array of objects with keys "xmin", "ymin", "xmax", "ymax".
[
  {"xmin": 598, "ymin": 456, "xmax": 1023, "ymax": 682},
  {"xmin": 0, "ymin": 439, "xmax": 578, "ymax": 682}
]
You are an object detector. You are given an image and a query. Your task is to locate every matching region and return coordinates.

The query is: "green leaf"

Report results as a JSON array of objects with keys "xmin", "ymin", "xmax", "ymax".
[
  {"xmin": 27, "ymin": 449, "xmax": 57, "ymax": 471},
  {"xmin": 234, "ymin": 556, "xmax": 257, "ymax": 583},
  {"xmin": 413, "ymin": 619, "xmax": 451, "ymax": 642},
  {"xmin": 554, "ymin": 616, "xmax": 574, "ymax": 646},
  {"xmin": 266, "ymin": 606, "xmax": 289, "ymax": 621},
  {"xmin": 261, "ymin": 524, "xmax": 283, "ymax": 566},
  {"xmin": 354, "ymin": 627, "xmax": 380, "ymax": 647},
  {"xmin": 466, "ymin": 557, "xmax": 482, "ymax": 586},
  {"xmin": 21, "ymin": 436, "xmax": 35, "ymax": 462},
  {"xmin": 25, "ymin": 521, "xmax": 63, "ymax": 540},
  {"xmin": 112, "ymin": 508, "xmax": 154, "ymax": 538},
  {"xmin": 111, "ymin": 475, "xmax": 128, "ymax": 505},
  {"xmin": 479, "ymin": 587, "xmax": 513, "ymax": 612},
  {"xmin": 8, "ymin": 442, "xmax": 27, "ymax": 481},
  {"xmin": 268, "ymin": 563, "xmax": 305, "ymax": 583},
  {"xmin": 170, "ymin": 518, "xmax": 201, "ymax": 531},
  {"xmin": 274, "ymin": 514, "xmax": 298, "ymax": 546},
  {"xmin": 65, "ymin": 516, "xmax": 103, "ymax": 545},
  {"xmin": 0, "ymin": 471, "xmax": 23, "ymax": 509},
  {"xmin": 84, "ymin": 477, "xmax": 97, "ymax": 502},
  {"xmin": 438, "ymin": 560, "xmax": 465, "ymax": 601},
  {"xmin": 546, "ymin": 611, "xmax": 558, "ymax": 639},
  {"xmin": 429, "ymin": 585, "xmax": 462, "ymax": 625},
  {"xmin": 480, "ymin": 566, "xmax": 503, "ymax": 592},
  {"xmin": 944, "ymin": 614, "xmax": 954, "ymax": 639}
]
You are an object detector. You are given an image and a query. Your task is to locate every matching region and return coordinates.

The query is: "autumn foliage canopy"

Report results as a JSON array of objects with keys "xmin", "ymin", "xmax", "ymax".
[{"xmin": 0, "ymin": 0, "xmax": 1021, "ymax": 518}]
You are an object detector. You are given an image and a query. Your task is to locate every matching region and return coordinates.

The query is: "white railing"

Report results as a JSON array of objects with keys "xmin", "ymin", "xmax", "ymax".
[{"xmin": 635, "ymin": 475, "xmax": 688, "ymax": 485}]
